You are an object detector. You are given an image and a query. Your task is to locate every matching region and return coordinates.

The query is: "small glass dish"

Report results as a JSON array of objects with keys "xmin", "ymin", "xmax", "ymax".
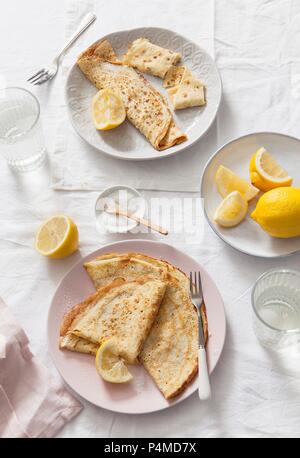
[
  {"xmin": 95, "ymin": 185, "xmax": 146, "ymax": 234},
  {"xmin": 252, "ymin": 268, "xmax": 300, "ymax": 349}
]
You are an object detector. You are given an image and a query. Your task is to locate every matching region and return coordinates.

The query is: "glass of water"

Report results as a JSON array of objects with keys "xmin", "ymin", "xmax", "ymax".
[
  {"xmin": 252, "ymin": 269, "xmax": 300, "ymax": 349},
  {"xmin": 0, "ymin": 87, "xmax": 46, "ymax": 172}
]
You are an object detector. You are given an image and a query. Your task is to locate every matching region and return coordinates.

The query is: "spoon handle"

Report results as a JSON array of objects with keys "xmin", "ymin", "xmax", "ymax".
[{"xmin": 115, "ymin": 208, "xmax": 168, "ymax": 236}]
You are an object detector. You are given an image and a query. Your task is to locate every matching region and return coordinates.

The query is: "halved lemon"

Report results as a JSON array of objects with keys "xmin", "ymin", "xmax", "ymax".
[
  {"xmin": 95, "ymin": 339, "xmax": 133, "ymax": 384},
  {"xmin": 35, "ymin": 215, "xmax": 79, "ymax": 259},
  {"xmin": 214, "ymin": 191, "xmax": 248, "ymax": 227},
  {"xmin": 92, "ymin": 88, "xmax": 126, "ymax": 130},
  {"xmin": 215, "ymin": 165, "xmax": 259, "ymax": 201},
  {"xmin": 249, "ymin": 147, "xmax": 293, "ymax": 192}
]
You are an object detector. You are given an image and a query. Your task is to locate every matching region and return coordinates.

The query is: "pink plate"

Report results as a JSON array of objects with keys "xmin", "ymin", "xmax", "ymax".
[{"xmin": 48, "ymin": 240, "xmax": 226, "ymax": 414}]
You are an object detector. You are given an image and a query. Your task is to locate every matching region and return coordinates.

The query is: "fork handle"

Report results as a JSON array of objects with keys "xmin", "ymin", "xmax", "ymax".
[
  {"xmin": 198, "ymin": 346, "xmax": 211, "ymax": 401},
  {"xmin": 56, "ymin": 12, "xmax": 97, "ymax": 60}
]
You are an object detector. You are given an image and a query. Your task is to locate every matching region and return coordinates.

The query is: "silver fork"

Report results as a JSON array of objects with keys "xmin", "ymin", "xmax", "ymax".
[
  {"xmin": 27, "ymin": 12, "xmax": 96, "ymax": 85},
  {"xmin": 190, "ymin": 271, "xmax": 211, "ymax": 401}
]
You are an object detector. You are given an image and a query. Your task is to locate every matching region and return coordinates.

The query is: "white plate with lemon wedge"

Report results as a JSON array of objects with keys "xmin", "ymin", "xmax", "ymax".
[
  {"xmin": 201, "ymin": 132, "xmax": 300, "ymax": 258},
  {"xmin": 65, "ymin": 27, "xmax": 222, "ymax": 161}
]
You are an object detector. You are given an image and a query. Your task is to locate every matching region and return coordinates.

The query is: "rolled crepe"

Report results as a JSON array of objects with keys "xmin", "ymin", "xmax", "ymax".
[
  {"xmin": 123, "ymin": 38, "xmax": 181, "ymax": 79},
  {"xmin": 163, "ymin": 66, "xmax": 186, "ymax": 88},
  {"xmin": 166, "ymin": 67, "xmax": 206, "ymax": 110},
  {"xmin": 77, "ymin": 41, "xmax": 187, "ymax": 151}
]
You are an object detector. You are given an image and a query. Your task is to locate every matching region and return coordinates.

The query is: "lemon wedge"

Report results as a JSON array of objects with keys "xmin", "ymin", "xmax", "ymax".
[
  {"xmin": 35, "ymin": 215, "xmax": 79, "ymax": 259},
  {"xmin": 249, "ymin": 147, "xmax": 293, "ymax": 192},
  {"xmin": 95, "ymin": 339, "xmax": 133, "ymax": 384},
  {"xmin": 214, "ymin": 191, "xmax": 248, "ymax": 227},
  {"xmin": 92, "ymin": 88, "xmax": 126, "ymax": 130},
  {"xmin": 216, "ymin": 165, "xmax": 259, "ymax": 201}
]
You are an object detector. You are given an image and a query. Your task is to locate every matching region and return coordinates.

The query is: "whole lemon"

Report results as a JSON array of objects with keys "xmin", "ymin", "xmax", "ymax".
[{"xmin": 251, "ymin": 187, "xmax": 300, "ymax": 238}]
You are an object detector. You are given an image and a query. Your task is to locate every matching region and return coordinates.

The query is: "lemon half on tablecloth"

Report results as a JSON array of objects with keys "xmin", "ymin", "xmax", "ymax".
[
  {"xmin": 35, "ymin": 215, "xmax": 79, "ymax": 259},
  {"xmin": 95, "ymin": 339, "xmax": 133, "ymax": 384},
  {"xmin": 92, "ymin": 88, "xmax": 126, "ymax": 130}
]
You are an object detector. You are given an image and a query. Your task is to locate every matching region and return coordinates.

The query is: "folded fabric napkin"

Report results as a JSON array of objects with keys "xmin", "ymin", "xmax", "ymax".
[{"xmin": 0, "ymin": 298, "xmax": 82, "ymax": 438}]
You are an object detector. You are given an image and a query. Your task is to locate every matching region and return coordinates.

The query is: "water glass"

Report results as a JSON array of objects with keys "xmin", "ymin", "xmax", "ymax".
[
  {"xmin": 0, "ymin": 87, "xmax": 46, "ymax": 172},
  {"xmin": 252, "ymin": 269, "xmax": 300, "ymax": 349}
]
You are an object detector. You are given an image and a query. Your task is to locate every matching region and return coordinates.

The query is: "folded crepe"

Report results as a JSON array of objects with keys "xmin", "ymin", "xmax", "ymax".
[
  {"xmin": 84, "ymin": 252, "xmax": 168, "ymax": 288},
  {"xmin": 85, "ymin": 252, "xmax": 208, "ymax": 399},
  {"xmin": 139, "ymin": 276, "xmax": 199, "ymax": 399},
  {"xmin": 60, "ymin": 277, "xmax": 167, "ymax": 364},
  {"xmin": 59, "ymin": 289, "xmax": 104, "ymax": 357},
  {"xmin": 123, "ymin": 38, "xmax": 181, "ymax": 79},
  {"xmin": 77, "ymin": 40, "xmax": 187, "ymax": 151},
  {"xmin": 165, "ymin": 66, "xmax": 206, "ymax": 110}
]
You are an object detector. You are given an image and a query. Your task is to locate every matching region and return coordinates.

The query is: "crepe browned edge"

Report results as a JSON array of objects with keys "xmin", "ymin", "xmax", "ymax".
[
  {"xmin": 78, "ymin": 45, "xmax": 171, "ymax": 150},
  {"xmin": 59, "ymin": 275, "xmax": 170, "ymax": 360},
  {"xmin": 84, "ymin": 252, "xmax": 209, "ymax": 349},
  {"xmin": 60, "ymin": 278, "xmax": 126, "ymax": 339},
  {"xmin": 165, "ymin": 304, "xmax": 208, "ymax": 401},
  {"xmin": 77, "ymin": 40, "xmax": 187, "ymax": 151},
  {"xmin": 82, "ymin": 252, "xmax": 209, "ymax": 398},
  {"xmin": 83, "ymin": 252, "xmax": 168, "ymax": 288},
  {"xmin": 77, "ymin": 40, "xmax": 122, "ymax": 65},
  {"xmin": 85, "ymin": 252, "xmax": 188, "ymax": 282}
]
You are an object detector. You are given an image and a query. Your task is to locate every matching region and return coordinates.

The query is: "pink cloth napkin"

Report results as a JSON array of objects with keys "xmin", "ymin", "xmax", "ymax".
[{"xmin": 0, "ymin": 298, "xmax": 82, "ymax": 438}]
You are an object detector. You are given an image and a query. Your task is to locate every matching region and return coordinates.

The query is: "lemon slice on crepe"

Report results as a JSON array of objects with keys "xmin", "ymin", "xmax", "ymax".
[
  {"xmin": 214, "ymin": 191, "xmax": 248, "ymax": 228},
  {"xmin": 249, "ymin": 147, "xmax": 293, "ymax": 192},
  {"xmin": 215, "ymin": 165, "xmax": 259, "ymax": 201},
  {"xmin": 95, "ymin": 339, "xmax": 133, "ymax": 384},
  {"xmin": 92, "ymin": 88, "xmax": 126, "ymax": 130},
  {"xmin": 35, "ymin": 215, "xmax": 79, "ymax": 259}
]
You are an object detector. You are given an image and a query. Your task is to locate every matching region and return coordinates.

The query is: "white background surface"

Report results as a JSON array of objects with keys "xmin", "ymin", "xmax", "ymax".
[{"xmin": 1, "ymin": 0, "xmax": 300, "ymax": 438}]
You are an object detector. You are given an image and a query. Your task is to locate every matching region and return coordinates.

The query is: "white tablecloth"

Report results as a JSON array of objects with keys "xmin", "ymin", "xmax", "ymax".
[{"xmin": 1, "ymin": 0, "xmax": 300, "ymax": 438}]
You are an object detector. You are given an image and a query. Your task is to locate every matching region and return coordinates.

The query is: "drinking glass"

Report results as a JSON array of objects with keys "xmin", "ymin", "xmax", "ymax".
[
  {"xmin": 0, "ymin": 87, "xmax": 46, "ymax": 171},
  {"xmin": 252, "ymin": 269, "xmax": 300, "ymax": 349}
]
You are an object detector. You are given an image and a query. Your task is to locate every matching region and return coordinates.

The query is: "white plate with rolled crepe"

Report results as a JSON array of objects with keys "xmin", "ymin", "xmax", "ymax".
[{"xmin": 65, "ymin": 27, "xmax": 222, "ymax": 161}]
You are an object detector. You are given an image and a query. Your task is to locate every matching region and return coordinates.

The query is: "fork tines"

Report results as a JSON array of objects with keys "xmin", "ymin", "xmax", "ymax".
[
  {"xmin": 189, "ymin": 271, "xmax": 204, "ymax": 302},
  {"xmin": 27, "ymin": 69, "xmax": 52, "ymax": 85},
  {"xmin": 27, "ymin": 69, "xmax": 46, "ymax": 83}
]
